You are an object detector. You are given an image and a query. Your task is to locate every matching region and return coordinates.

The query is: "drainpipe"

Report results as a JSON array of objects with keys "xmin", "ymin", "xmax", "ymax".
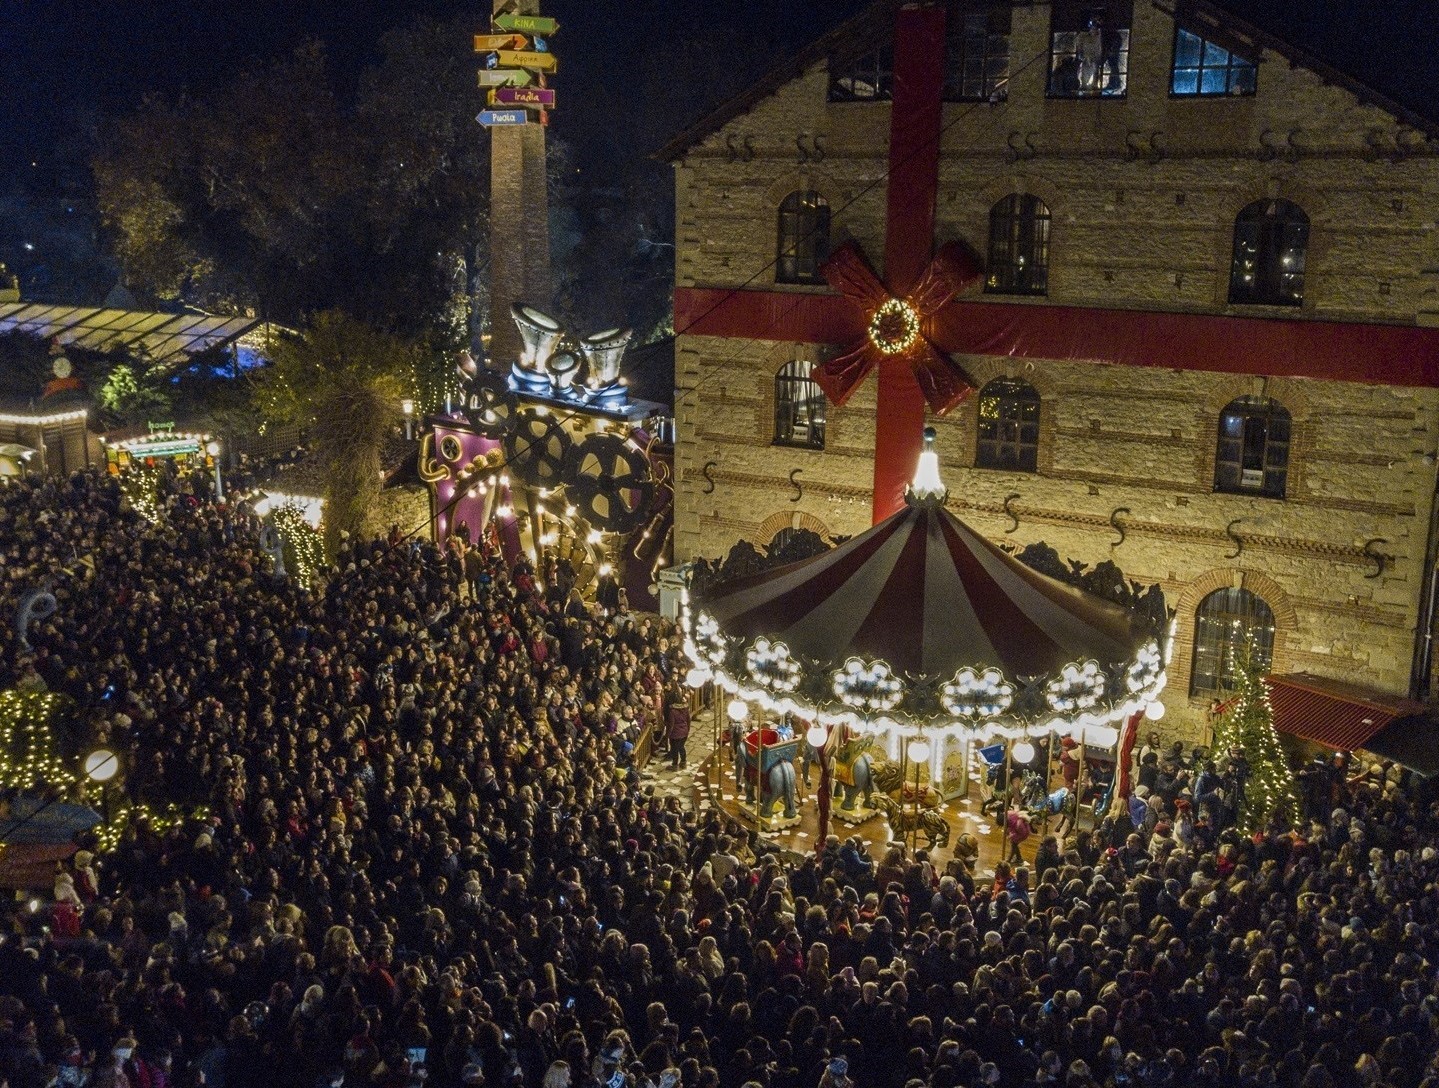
[{"xmin": 1410, "ymin": 453, "xmax": 1439, "ymax": 699}]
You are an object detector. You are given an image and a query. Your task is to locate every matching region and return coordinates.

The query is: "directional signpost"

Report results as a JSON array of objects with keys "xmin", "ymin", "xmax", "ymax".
[
  {"xmin": 494, "ymin": 13, "xmax": 559, "ymax": 35},
  {"xmin": 478, "ymin": 69, "xmax": 533, "ymax": 88},
  {"xmin": 477, "ymin": 109, "xmax": 531, "ymax": 127},
  {"xmin": 493, "ymin": 49, "xmax": 557, "ymax": 73},
  {"xmin": 474, "ymin": 33, "xmax": 526, "ymax": 52},
  {"xmin": 490, "ymin": 86, "xmax": 556, "ymax": 108}
]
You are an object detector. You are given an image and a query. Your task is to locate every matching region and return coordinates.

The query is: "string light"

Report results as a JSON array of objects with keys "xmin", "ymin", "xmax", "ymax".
[
  {"xmin": 0, "ymin": 690, "xmax": 74, "ymax": 794},
  {"xmin": 868, "ymin": 298, "xmax": 921, "ymax": 355},
  {"xmin": 271, "ymin": 503, "xmax": 325, "ymax": 587}
]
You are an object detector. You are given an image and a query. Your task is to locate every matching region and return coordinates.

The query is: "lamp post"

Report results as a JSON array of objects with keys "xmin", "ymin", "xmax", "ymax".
[
  {"xmin": 83, "ymin": 747, "xmax": 119, "ymax": 823},
  {"xmin": 205, "ymin": 440, "xmax": 224, "ymax": 500},
  {"xmin": 907, "ymin": 738, "xmax": 931, "ymax": 851},
  {"xmin": 402, "ymin": 398, "xmax": 415, "ymax": 441}
]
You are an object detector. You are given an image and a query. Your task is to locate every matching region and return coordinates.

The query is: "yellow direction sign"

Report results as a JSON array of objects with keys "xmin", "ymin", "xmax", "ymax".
[{"xmin": 494, "ymin": 49, "xmax": 557, "ymax": 73}]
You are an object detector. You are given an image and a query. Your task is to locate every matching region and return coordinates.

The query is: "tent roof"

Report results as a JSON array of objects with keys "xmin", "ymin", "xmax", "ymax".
[
  {"xmin": 0, "ymin": 303, "xmax": 259, "ymax": 365},
  {"xmin": 698, "ymin": 498, "xmax": 1138, "ymax": 679}
]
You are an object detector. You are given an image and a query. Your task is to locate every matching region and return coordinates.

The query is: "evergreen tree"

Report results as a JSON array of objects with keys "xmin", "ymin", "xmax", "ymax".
[
  {"xmin": 0, "ymin": 689, "xmax": 74, "ymax": 795},
  {"xmin": 1211, "ymin": 633, "xmax": 1296, "ymax": 830}
]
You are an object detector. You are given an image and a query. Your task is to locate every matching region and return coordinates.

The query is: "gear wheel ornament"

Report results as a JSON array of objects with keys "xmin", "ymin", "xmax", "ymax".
[
  {"xmin": 503, "ymin": 409, "xmax": 574, "ymax": 489},
  {"xmin": 562, "ymin": 433, "xmax": 654, "ymax": 534},
  {"xmin": 461, "ymin": 372, "xmax": 518, "ymax": 438}
]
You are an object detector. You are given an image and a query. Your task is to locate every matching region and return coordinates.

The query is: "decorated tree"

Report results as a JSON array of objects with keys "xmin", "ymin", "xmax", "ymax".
[
  {"xmin": 1212, "ymin": 632, "xmax": 1297, "ymax": 830},
  {"xmin": 257, "ymin": 311, "xmax": 413, "ymax": 556}
]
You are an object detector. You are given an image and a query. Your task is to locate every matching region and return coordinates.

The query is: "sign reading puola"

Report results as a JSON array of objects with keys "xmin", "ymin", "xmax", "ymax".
[{"xmin": 508, "ymin": 303, "xmax": 637, "ymax": 414}]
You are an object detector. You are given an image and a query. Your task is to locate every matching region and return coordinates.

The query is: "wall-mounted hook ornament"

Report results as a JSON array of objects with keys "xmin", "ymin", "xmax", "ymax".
[
  {"xmin": 789, "ymin": 468, "xmax": 804, "ymax": 503},
  {"xmin": 1225, "ymin": 518, "xmax": 1245, "ymax": 560},
  {"xmin": 1109, "ymin": 507, "xmax": 1130, "ymax": 548},
  {"xmin": 1003, "ymin": 493, "xmax": 1021, "ymax": 534},
  {"xmin": 1363, "ymin": 538, "xmax": 1392, "ymax": 579},
  {"xmin": 701, "ymin": 461, "xmax": 717, "ymax": 495}
]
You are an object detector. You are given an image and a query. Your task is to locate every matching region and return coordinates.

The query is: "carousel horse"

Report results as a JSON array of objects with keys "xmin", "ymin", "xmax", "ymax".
[
  {"xmin": 735, "ymin": 732, "xmax": 799, "ymax": 821},
  {"xmin": 873, "ymin": 795, "xmax": 950, "ymax": 849}
]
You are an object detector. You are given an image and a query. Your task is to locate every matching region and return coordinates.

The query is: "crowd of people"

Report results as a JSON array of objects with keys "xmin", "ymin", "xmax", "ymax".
[{"xmin": 2, "ymin": 469, "xmax": 1439, "ymax": 1088}]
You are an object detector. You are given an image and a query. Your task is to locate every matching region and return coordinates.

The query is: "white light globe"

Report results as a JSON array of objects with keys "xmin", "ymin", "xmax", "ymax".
[
  {"xmin": 805, "ymin": 722, "xmax": 829, "ymax": 749},
  {"xmin": 684, "ymin": 667, "xmax": 709, "ymax": 689},
  {"xmin": 1144, "ymin": 699, "xmax": 1166, "ymax": 721},
  {"xmin": 726, "ymin": 698, "xmax": 749, "ymax": 723},
  {"xmin": 908, "ymin": 738, "xmax": 932, "ymax": 764},
  {"xmin": 83, "ymin": 748, "xmax": 118, "ymax": 783},
  {"xmin": 1012, "ymin": 740, "xmax": 1036, "ymax": 764}
]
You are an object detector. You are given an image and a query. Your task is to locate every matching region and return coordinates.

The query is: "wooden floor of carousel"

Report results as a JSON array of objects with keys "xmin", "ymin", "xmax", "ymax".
[{"xmin": 641, "ymin": 742, "xmax": 1045, "ymax": 875}]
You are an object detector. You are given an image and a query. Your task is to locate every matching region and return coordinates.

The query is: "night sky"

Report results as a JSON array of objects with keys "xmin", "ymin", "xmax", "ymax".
[{"xmin": 0, "ymin": 0, "xmax": 1434, "ymax": 279}]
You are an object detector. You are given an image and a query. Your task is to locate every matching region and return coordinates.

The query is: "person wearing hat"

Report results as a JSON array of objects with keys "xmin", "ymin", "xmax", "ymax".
[{"xmin": 819, "ymin": 1057, "xmax": 852, "ymax": 1088}]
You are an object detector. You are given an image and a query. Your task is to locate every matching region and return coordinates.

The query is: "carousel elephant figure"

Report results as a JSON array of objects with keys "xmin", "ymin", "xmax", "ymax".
[
  {"xmin": 736, "ymin": 742, "xmax": 799, "ymax": 820},
  {"xmin": 833, "ymin": 751, "xmax": 876, "ymax": 812}
]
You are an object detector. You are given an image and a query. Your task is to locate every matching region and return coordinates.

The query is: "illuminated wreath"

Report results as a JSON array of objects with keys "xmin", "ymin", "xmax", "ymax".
[
  {"xmin": 503, "ymin": 410, "xmax": 573, "ymax": 489},
  {"xmin": 941, "ymin": 666, "xmax": 1015, "ymax": 721},
  {"xmin": 1045, "ymin": 660, "xmax": 1107, "ymax": 714},
  {"xmin": 868, "ymin": 299, "xmax": 921, "ymax": 355},
  {"xmin": 462, "ymin": 373, "xmax": 519, "ymax": 438},
  {"xmin": 562, "ymin": 433, "xmax": 654, "ymax": 534}
]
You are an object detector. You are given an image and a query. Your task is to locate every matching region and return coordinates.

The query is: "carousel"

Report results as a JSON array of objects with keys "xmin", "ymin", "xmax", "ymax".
[{"xmin": 682, "ymin": 429, "xmax": 1172, "ymax": 849}]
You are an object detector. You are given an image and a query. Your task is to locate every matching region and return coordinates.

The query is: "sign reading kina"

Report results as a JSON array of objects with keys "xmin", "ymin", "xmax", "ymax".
[
  {"xmin": 491, "ymin": 86, "xmax": 556, "ymax": 108},
  {"xmin": 494, "ymin": 13, "xmax": 559, "ymax": 35}
]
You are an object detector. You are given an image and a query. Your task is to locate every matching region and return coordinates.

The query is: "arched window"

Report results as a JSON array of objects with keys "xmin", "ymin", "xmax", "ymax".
[
  {"xmin": 975, "ymin": 377, "xmax": 1040, "ymax": 471},
  {"xmin": 774, "ymin": 360, "xmax": 826, "ymax": 449},
  {"xmin": 776, "ymin": 192, "xmax": 831, "ymax": 285},
  {"xmin": 986, "ymin": 194, "xmax": 1050, "ymax": 296},
  {"xmin": 1190, "ymin": 587, "xmax": 1275, "ymax": 696},
  {"xmin": 1215, "ymin": 396, "xmax": 1290, "ymax": 498},
  {"xmin": 1229, "ymin": 199, "xmax": 1309, "ymax": 306}
]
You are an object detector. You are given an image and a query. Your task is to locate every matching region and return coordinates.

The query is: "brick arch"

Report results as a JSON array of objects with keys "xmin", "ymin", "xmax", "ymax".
[
  {"xmin": 1168, "ymin": 567, "xmax": 1298, "ymax": 701},
  {"xmin": 762, "ymin": 174, "xmax": 841, "ymax": 213},
  {"xmin": 755, "ymin": 509, "xmax": 832, "ymax": 544}
]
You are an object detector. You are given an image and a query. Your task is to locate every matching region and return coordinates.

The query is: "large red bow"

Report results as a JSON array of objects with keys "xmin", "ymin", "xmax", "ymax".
[{"xmin": 812, "ymin": 240, "xmax": 984, "ymax": 415}]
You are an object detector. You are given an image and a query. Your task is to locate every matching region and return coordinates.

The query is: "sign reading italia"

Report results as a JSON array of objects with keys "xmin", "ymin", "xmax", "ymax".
[
  {"xmin": 477, "ymin": 109, "xmax": 532, "ymax": 127},
  {"xmin": 493, "ymin": 49, "xmax": 557, "ymax": 73},
  {"xmin": 478, "ymin": 69, "xmax": 533, "ymax": 88},
  {"xmin": 493, "ymin": 13, "xmax": 559, "ymax": 35},
  {"xmin": 473, "ymin": 33, "xmax": 526, "ymax": 52},
  {"xmin": 491, "ymin": 86, "xmax": 556, "ymax": 108}
]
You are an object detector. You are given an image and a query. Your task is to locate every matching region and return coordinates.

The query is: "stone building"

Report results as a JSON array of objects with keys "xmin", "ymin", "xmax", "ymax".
[{"xmin": 661, "ymin": 0, "xmax": 1439, "ymax": 742}]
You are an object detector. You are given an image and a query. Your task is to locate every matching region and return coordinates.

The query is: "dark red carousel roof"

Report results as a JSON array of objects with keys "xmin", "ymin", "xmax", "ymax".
[{"xmin": 699, "ymin": 499, "xmax": 1138, "ymax": 680}]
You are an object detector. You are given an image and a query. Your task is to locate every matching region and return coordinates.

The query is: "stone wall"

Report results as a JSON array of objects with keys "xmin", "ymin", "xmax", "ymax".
[{"xmin": 671, "ymin": 0, "xmax": 1439, "ymax": 741}]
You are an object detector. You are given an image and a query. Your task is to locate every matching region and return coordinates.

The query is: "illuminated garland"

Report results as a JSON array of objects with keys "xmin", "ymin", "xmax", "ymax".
[
  {"xmin": 942, "ymin": 666, "xmax": 1015, "ymax": 721},
  {"xmin": 271, "ymin": 503, "xmax": 325, "ymax": 587},
  {"xmin": 1211, "ymin": 630, "xmax": 1297, "ymax": 831},
  {"xmin": 0, "ymin": 690, "xmax": 74, "ymax": 794},
  {"xmin": 92, "ymin": 802, "xmax": 211, "ymax": 854},
  {"xmin": 120, "ymin": 465, "xmax": 164, "ymax": 524},
  {"xmin": 745, "ymin": 638, "xmax": 801, "ymax": 694}
]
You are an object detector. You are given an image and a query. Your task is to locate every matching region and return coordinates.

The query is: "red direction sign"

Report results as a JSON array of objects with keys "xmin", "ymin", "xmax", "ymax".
[
  {"xmin": 474, "ymin": 33, "xmax": 525, "ymax": 52},
  {"xmin": 492, "ymin": 86, "xmax": 556, "ymax": 109}
]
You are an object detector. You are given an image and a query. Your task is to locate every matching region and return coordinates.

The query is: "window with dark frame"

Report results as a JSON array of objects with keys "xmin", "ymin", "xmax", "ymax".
[
  {"xmin": 829, "ymin": 44, "xmax": 894, "ymax": 101},
  {"xmin": 773, "ymin": 360, "xmax": 827, "ymax": 450},
  {"xmin": 1230, "ymin": 199, "xmax": 1309, "ymax": 306},
  {"xmin": 1171, "ymin": 27, "xmax": 1257, "ymax": 96},
  {"xmin": 1215, "ymin": 396, "xmax": 1290, "ymax": 498},
  {"xmin": 1048, "ymin": 0, "xmax": 1132, "ymax": 97},
  {"xmin": 1189, "ymin": 587, "xmax": 1275, "ymax": 697},
  {"xmin": 986, "ymin": 194, "xmax": 1050, "ymax": 296},
  {"xmin": 776, "ymin": 192, "xmax": 831, "ymax": 286},
  {"xmin": 975, "ymin": 377, "xmax": 1040, "ymax": 471},
  {"xmin": 944, "ymin": 2, "xmax": 1011, "ymax": 102}
]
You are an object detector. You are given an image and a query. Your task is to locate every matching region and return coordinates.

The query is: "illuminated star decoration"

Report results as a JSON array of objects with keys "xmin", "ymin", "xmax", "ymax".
[{"xmin": 811, "ymin": 240, "xmax": 984, "ymax": 415}]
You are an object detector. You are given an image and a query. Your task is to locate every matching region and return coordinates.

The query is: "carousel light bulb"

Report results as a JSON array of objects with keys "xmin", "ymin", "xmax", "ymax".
[
  {"xmin": 726, "ymin": 698, "xmax": 749, "ymax": 723},
  {"xmin": 685, "ymin": 667, "xmax": 709, "ymax": 689},
  {"xmin": 587, "ymin": 530, "xmax": 603, "ymax": 544},
  {"xmin": 1145, "ymin": 699, "xmax": 1166, "ymax": 721},
  {"xmin": 910, "ymin": 427, "xmax": 946, "ymax": 501},
  {"xmin": 908, "ymin": 738, "xmax": 932, "ymax": 764},
  {"xmin": 566, "ymin": 505, "xmax": 577, "ymax": 517},
  {"xmin": 806, "ymin": 722, "xmax": 829, "ymax": 749},
  {"xmin": 1012, "ymin": 740, "xmax": 1036, "ymax": 764}
]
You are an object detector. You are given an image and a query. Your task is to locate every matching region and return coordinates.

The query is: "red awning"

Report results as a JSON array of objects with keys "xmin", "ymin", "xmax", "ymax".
[{"xmin": 1264, "ymin": 673, "xmax": 1424, "ymax": 752}]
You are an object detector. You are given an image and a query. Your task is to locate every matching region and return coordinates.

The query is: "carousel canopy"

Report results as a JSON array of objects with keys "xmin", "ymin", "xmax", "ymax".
[{"xmin": 700, "ymin": 500, "xmax": 1137, "ymax": 681}]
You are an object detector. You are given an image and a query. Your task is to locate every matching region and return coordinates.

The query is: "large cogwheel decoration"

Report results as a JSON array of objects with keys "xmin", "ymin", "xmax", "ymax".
[
  {"xmin": 563, "ymin": 433, "xmax": 655, "ymax": 534},
  {"xmin": 503, "ymin": 409, "xmax": 574, "ymax": 490},
  {"xmin": 462, "ymin": 372, "xmax": 518, "ymax": 438}
]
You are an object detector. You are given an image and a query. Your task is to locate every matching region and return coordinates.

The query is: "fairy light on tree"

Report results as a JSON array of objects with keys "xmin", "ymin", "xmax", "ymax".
[
  {"xmin": 271, "ymin": 503, "xmax": 326, "ymax": 587},
  {"xmin": 1211, "ymin": 630, "xmax": 1296, "ymax": 830}
]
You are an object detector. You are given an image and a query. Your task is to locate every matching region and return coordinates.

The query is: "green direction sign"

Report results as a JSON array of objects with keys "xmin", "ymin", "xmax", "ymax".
[
  {"xmin": 478, "ymin": 69, "xmax": 534, "ymax": 88},
  {"xmin": 494, "ymin": 12, "xmax": 559, "ymax": 36}
]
